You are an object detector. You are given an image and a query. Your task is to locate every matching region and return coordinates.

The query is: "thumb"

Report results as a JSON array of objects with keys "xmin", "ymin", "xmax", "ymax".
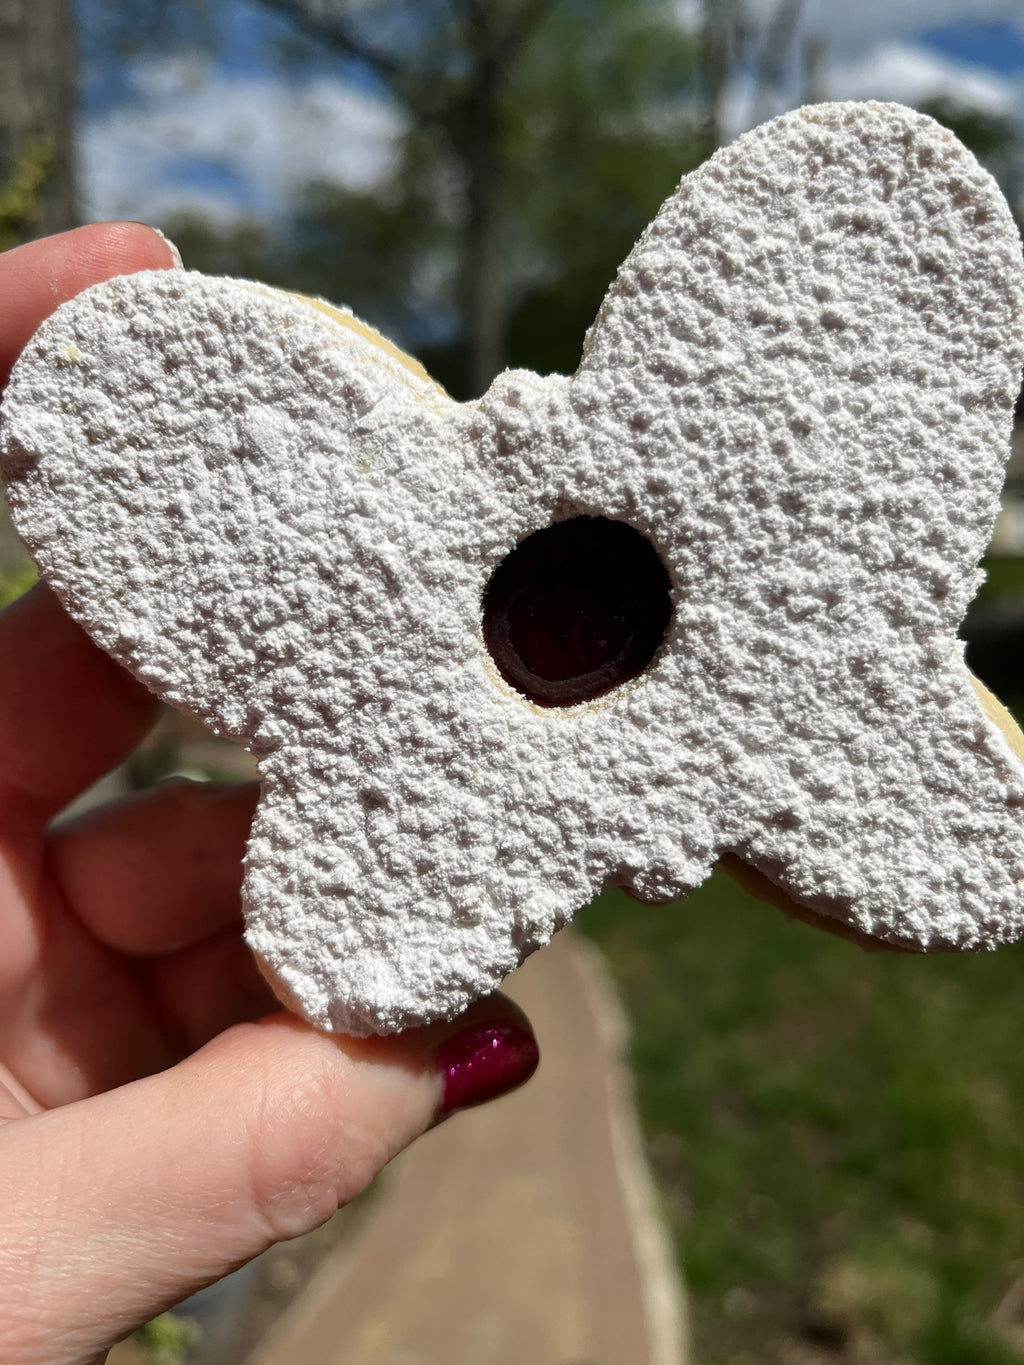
[{"xmin": 0, "ymin": 999, "xmax": 538, "ymax": 1365}]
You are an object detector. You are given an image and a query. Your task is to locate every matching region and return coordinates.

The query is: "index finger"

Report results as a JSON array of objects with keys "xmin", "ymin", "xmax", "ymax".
[
  {"xmin": 0, "ymin": 224, "xmax": 183, "ymax": 829},
  {"xmin": 0, "ymin": 221, "xmax": 180, "ymax": 391}
]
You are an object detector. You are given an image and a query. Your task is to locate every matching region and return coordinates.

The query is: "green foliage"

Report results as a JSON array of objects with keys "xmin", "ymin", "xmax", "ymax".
[
  {"xmin": 0, "ymin": 561, "xmax": 37, "ymax": 609},
  {"xmin": 919, "ymin": 97, "xmax": 1019, "ymax": 166},
  {"xmin": 137, "ymin": 1312, "xmax": 201, "ymax": 1365},
  {"xmin": 918, "ymin": 98, "xmax": 1023, "ymax": 227},
  {"xmin": 0, "ymin": 139, "xmax": 56, "ymax": 252},
  {"xmin": 979, "ymin": 556, "xmax": 1024, "ymax": 603},
  {"xmin": 280, "ymin": 144, "xmax": 460, "ymax": 381},
  {"xmin": 501, "ymin": 0, "xmax": 707, "ymax": 377},
  {"xmin": 579, "ymin": 877, "xmax": 1024, "ymax": 1364}
]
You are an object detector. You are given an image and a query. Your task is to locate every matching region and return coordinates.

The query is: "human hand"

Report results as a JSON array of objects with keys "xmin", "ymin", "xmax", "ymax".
[{"xmin": 0, "ymin": 224, "xmax": 539, "ymax": 1365}]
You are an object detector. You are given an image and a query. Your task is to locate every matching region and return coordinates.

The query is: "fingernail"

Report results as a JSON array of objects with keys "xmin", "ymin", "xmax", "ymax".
[
  {"xmin": 144, "ymin": 224, "xmax": 184, "ymax": 270},
  {"xmin": 436, "ymin": 1019, "xmax": 539, "ymax": 1117}
]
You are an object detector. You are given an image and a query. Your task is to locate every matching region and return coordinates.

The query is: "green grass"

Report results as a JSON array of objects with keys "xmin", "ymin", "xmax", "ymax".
[
  {"xmin": 578, "ymin": 876, "xmax": 1024, "ymax": 1365},
  {"xmin": 0, "ymin": 560, "xmax": 36, "ymax": 608}
]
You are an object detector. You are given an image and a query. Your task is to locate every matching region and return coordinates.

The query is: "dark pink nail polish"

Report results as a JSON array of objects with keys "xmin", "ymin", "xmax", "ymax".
[{"xmin": 437, "ymin": 1020, "xmax": 539, "ymax": 1117}]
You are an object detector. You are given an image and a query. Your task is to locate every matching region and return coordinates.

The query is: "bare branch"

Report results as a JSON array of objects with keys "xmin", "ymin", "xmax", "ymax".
[
  {"xmin": 255, "ymin": 0, "xmax": 406, "ymax": 87},
  {"xmin": 751, "ymin": 0, "xmax": 804, "ymax": 126},
  {"xmin": 701, "ymin": 0, "xmax": 747, "ymax": 148}
]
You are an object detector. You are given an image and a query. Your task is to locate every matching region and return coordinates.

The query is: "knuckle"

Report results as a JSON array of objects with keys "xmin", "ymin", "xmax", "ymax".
[{"xmin": 240, "ymin": 1049, "xmax": 383, "ymax": 1245}]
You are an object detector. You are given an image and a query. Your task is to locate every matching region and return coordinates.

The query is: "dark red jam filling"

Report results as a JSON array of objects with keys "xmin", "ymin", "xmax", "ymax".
[{"xmin": 482, "ymin": 516, "xmax": 672, "ymax": 707}]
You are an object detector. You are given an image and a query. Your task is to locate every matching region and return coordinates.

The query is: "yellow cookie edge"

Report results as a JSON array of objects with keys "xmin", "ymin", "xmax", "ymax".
[
  {"xmin": 288, "ymin": 292, "xmax": 448, "ymax": 399},
  {"xmin": 722, "ymin": 674, "xmax": 1024, "ymax": 950},
  {"xmin": 970, "ymin": 673, "xmax": 1024, "ymax": 766}
]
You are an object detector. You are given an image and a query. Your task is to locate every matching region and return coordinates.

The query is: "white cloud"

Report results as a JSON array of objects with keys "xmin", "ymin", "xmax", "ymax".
[
  {"xmin": 829, "ymin": 39, "xmax": 1017, "ymax": 112},
  {"xmin": 85, "ymin": 7, "xmax": 1024, "ymax": 226},
  {"xmin": 744, "ymin": 0, "xmax": 1024, "ymax": 63},
  {"xmin": 80, "ymin": 58, "xmax": 406, "ymax": 228},
  {"xmin": 670, "ymin": 0, "xmax": 703, "ymax": 28},
  {"xmin": 719, "ymin": 3, "xmax": 1024, "ymax": 139}
]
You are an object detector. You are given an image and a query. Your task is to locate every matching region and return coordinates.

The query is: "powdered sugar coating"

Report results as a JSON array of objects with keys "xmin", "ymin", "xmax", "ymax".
[{"xmin": 3, "ymin": 101, "xmax": 1024, "ymax": 1034}]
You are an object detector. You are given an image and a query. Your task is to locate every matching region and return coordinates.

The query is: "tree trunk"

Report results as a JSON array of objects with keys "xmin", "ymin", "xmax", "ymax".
[
  {"xmin": 461, "ymin": 67, "xmax": 505, "ymax": 395},
  {"xmin": 0, "ymin": 0, "xmax": 77, "ymax": 246},
  {"xmin": 702, "ymin": 0, "xmax": 745, "ymax": 150}
]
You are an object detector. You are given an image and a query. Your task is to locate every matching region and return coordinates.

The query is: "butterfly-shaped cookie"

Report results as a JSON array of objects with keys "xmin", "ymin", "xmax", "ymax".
[{"xmin": 3, "ymin": 101, "xmax": 1024, "ymax": 1035}]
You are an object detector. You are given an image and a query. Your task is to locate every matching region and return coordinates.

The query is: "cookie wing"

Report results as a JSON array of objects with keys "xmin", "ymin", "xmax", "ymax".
[
  {"xmin": 573, "ymin": 101, "xmax": 1024, "ymax": 947},
  {"xmin": 578, "ymin": 101, "xmax": 1024, "ymax": 611},
  {"xmin": 0, "ymin": 270, "xmax": 448, "ymax": 745}
]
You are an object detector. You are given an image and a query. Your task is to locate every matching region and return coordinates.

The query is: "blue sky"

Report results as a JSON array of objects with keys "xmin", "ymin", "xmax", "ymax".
[
  {"xmin": 923, "ymin": 19, "xmax": 1024, "ymax": 73},
  {"xmin": 79, "ymin": 0, "xmax": 405, "ymax": 227},
  {"xmin": 78, "ymin": 0, "xmax": 1024, "ymax": 230}
]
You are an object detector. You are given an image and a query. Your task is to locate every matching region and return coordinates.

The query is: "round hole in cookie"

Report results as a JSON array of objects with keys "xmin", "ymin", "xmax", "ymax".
[{"xmin": 482, "ymin": 516, "xmax": 672, "ymax": 708}]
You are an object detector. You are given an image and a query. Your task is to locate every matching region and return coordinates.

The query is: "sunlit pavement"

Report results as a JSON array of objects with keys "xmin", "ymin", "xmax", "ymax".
[{"xmin": 245, "ymin": 928, "xmax": 688, "ymax": 1365}]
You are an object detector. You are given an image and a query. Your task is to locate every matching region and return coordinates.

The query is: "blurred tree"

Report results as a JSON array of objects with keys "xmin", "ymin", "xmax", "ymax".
[
  {"xmin": 253, "ymin": 0, "xmax": 568, "ymax": 394},
  {"xmin": 700, "ymin": 0, "xmax": 826, "ymax": 149},
  {"xmin": 918, "ymin": 96, "xmax": 1023, "ymax": 225},
  {"xmin": 171, "ymin": 0, "xmax": 707, "ymax": 395},
  {"xmin": 0, "ymin": 0, "xmax": 77, "ymax": 247},
  {"xmin": 909, "ymin": 99, "xmax": 1019, "ymax": 166},
  {"xmin": 500, "ymin": 0, "xmax": 709, "ymax": 378}
]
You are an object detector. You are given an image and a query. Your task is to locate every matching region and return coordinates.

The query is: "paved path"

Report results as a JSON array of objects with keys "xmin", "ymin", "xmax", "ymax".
[{"xmin": 249, "ymin": 929, "xmax": 687, "ymax": 1365}]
